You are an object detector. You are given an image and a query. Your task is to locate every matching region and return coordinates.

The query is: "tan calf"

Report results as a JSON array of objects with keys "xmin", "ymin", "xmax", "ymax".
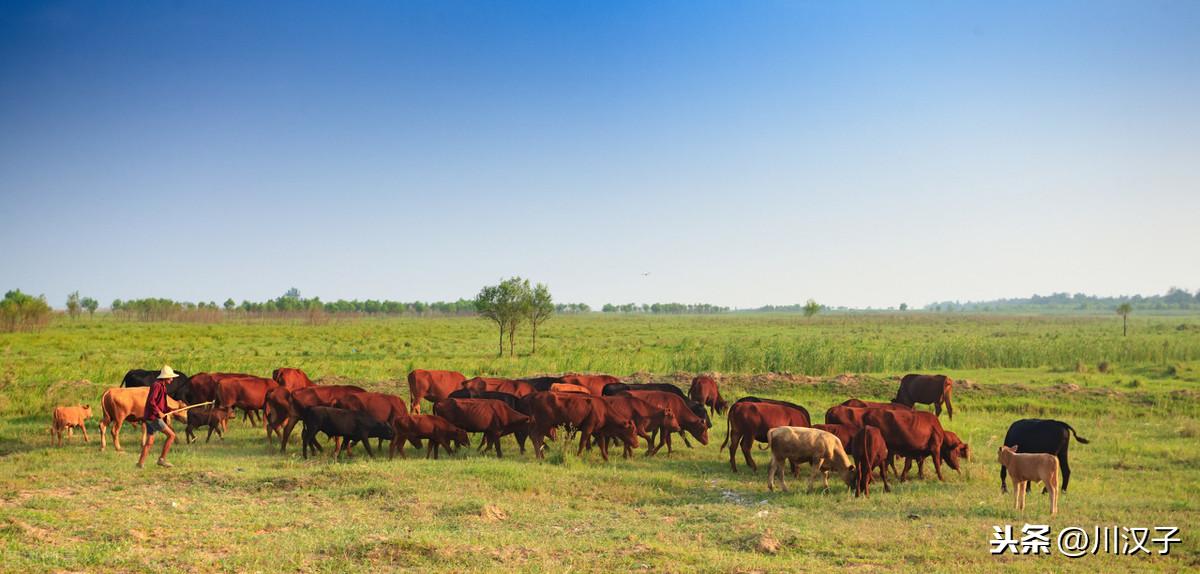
[
  {"xmin": 51, "ymin": 405, "xmax": 93, "ymax": 446},
  {"xmin": 767, "ymin": 426, "xmax": 856, "ymax": 492},
  {"xmin": 997, "ymin": 445, "xmax": 1060, "ymax": 515}
]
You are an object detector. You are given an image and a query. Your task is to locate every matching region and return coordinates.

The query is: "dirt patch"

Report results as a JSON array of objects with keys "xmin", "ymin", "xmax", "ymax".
[
  {"xmin": 831, "ymin": 373, "xmax": 859, "ymax": 386},
  {"xmin": 957, "ymin": 379, "xmax": 978, "ymax": 390},
  {"xmin": 754, "ymin": 529, "xmax": 781, "ymax": 554},
  {"xmin": 479, "ymin": 504, "xmax": 508, "ymax": 522},
  {"xmin": 1053, "ymin": 382, "xmax": 1081, "ymax": 393}
]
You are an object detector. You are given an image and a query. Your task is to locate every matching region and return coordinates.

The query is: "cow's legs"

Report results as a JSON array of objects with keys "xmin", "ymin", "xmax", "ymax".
[
  {"xmin": 99, "ymin": 419, "xmax": 108, "ymax": 450},
  {"xmin": 900, "ymin": 458, "xmax": 912, "ymax": 482},
  {"xmin": 681, "ymin": 433, "xmax": 693, "ymax": 449},
  {"xmin": 207, "ymin": 425, "xmax": 217, "ymax": 443},
  {"xmin": 727, "ymin": 428, "xmax": 740, "ymax": 472},
  {"xmin": 1000, "ymin": 464, "xmax": 1009, "ymax": 493},
  {"xmin": 740, "ymin": 434, "xmax": 757, "ymax": 472},
  {"xmin": 79, "ymin": 424, "xmax": 89, "ymax": 443}
]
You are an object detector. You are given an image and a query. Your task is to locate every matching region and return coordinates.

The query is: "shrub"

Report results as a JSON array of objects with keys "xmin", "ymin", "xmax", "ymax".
[
  {"xmin": 1097, "ymin": 361, "xmax": 1110, "ymax": 373},
  {"xmin": 0, "ymin": 289, "xmax": 52, "ymax": 332}
]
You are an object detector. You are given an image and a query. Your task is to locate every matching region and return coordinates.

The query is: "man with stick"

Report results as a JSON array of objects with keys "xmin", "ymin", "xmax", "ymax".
[{"xmin": 137, "ymin": 366, "xmax": 179, "ymax": 469}]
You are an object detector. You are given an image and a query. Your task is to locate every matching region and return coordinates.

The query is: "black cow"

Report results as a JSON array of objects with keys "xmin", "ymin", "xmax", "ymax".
[
  {"xmin": 300, "ymin": 406, "xmax": 393, "ymax": 460},
  {"xmin": 519, "ymin": 377, "xmax": 563, "ymax": 392},
  {"xmin": 1001, "ymin": 419, "xmax": 1089, "ymax": 492},
  {"xmin": 121, "ymin": 369, "xmax": 192, "ymax": 402},
  {"xmin": 602, "ymin": 383, "xmax": 686, "ymax": 399}
]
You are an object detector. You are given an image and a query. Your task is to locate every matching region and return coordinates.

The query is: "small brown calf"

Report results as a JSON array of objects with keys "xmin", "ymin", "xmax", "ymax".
[
  {"xmin": 185, "ymin": 406, "xmax": 234, "ymax": 443},
  {"xmin": 52, "ymin": 405, "xmax": 93, "ymax": 446},
  {"xmin": 997, "ymin": 445, "xmax": 1060, "ymax": 515}
]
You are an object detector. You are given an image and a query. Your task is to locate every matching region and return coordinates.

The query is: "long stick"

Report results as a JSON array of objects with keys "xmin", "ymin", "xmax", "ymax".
[{"xmin": 158, "ymin": 401, "xmax": 215, "ymax": 419}]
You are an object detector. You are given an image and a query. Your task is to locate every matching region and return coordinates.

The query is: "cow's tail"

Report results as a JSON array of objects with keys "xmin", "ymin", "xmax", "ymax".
[{"xmin": 1064, "ymin": 423, "xmax": 1090, "ymax": 444}]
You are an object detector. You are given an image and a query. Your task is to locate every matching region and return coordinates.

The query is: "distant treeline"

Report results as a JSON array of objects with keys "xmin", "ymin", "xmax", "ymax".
[
  {"xmin": 106, "ymin": 292, "xmax": 592, "ymax": 322},
  {"xmin": 924, "ymin": 287, "xmax": 1200, "ymax": 313},
  {"xmin": 601, "ymin": 303, "xmax": 730, "ymax": 314}
]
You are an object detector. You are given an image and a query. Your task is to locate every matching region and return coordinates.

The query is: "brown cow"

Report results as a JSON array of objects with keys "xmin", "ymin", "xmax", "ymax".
[
  {"xmin": 812, "ymin": 423, "xmax": 857, "ymax": 450},
  {"xmin": 407, "ymin": 369, "xmax": 467, "ymax": 414},
  {"xmin": 433, "ymin": 398, "xmax": 530, "ymax": 458},
  {"xmin": 525, "ymin": 391, "xmax": 612, "ymax": 459},
  {"xmin": 278, "ymin": 385, "xmax": 367, "ymax": 453},
  {"xmin": 621, "ymin": 390, "xmax": 709, "ymax": 454},
  {"xmin": 184, "ymin": 406, "xmax": 233, "ymax": 443},
  {"xmin": 462, "ymin": 377, "xmax": 536, "ymax": 397},
  {"xmin": 273, "ymin": 368, "xmax": 315, "ymax": 390},
  {"xmin": 849, "ymin": 426, "xmax": 891, "ymax": 497},
  {"xmin": 689, "ymin": 375, "xmax": 728, "ymax": 415},
  {"xmin": 98, "ymin": 387, "xmax": 185, "ymax": 451},
  {"xmin": 263, "ymin": 386, "xmax": 292, "ymax": 442},
  {"xmin": 214, "ymin": 375, "xmax": 274, "ymax": 429},
  {"xmin": 51, "ymin": 405, "xmax": 93, "ymax": 446},
  {"xmin": 599, "ymin": 395, "xmax": 676, "ymax": 458},
  {"xmin": 900, "ymin": 430, "xmax": 970, "ymax": 480},
  {"xmin": 549, "ymin": 383, "xmax": 591, "ymax": 395},
  {"xmin": 558, "ymin": 373, "xmax": 622, "ymax": 396},
  {"xmin": 187, "ymin": 373, "xmax": 220, "ymax": 404},
  {"xmin": 894, "ymin": 374, "xmax": 954, "ymax": 419},
  {"xmin": 332, "ymin": 392, "xmax": 419, "ymax": 455},
  {"xmin": 725, "ymin": 401, "xmax": 811, "ymax": 472},
  {"xmin": 861, "ymin": 408, "xmax": 959, "ymax": 481},
  {"xmin": 390, "ymin": 414, "xmax": 469, "ymax": 459}
]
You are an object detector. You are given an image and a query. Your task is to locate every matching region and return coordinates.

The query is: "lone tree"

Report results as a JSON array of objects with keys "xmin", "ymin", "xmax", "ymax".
[
  {"xmin": 66, "ymin": 291, "xmax": 81, "ymax": 319},
  {"xmin": 803, "ymin": 299, "xmax": 821, "ymax": 318},
  {"xmin": 1117, "ymin": 302, "xmax": 1132, "ymax": 336},
  {"xmin": 224, "ymin": 298, "xmax": 236, "ymax": 312},
  {"xmin": 526, "ymin": 282, "xmax": 554, "ymax": 354},
  {"xmin": 475, "ymin": 277, "xmax": 530, "ymax": 357},
  {"xmin": 81, "ymin": 297, "xmax": 98, "ymax": 318}
]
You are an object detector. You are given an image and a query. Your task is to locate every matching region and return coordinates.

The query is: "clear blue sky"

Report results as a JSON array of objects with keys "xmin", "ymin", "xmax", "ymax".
[{"xmin": 2, "ymin": 1, "xmax": 1197, "ymax": 309}]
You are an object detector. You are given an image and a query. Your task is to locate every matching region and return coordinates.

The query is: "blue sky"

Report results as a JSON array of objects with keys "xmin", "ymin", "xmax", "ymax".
[{"xmin": 2, "ymin": 1, "xmax": 1197, "ymax": 309}]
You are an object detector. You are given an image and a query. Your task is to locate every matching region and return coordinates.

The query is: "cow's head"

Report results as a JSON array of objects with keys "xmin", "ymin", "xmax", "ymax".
[
  {"xmin": 452, "ymin": 429, "xmax": 469, "ymax": 450},
  {"xmin": 80, "ymin": 405, "xmax": 93, "ymax": 417},
  {"xmin": 684, "ymin": 418, "xmax": 709, "ymax": 445},
  {"xmin": 614, "ymin": 420, "xmax": 638, "ymax": 449}
]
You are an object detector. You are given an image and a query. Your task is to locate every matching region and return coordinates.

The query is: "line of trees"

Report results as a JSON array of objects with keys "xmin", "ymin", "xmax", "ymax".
[
  {"xmin": 600, "ymin": 302, "xmax": 730, "ymax": 314},
  {"xmin": 0, "ymin": 290, "xmax": 53, "ymax": 332},
  {"xmin": 474, "ymin": 277, "xmax": 555, "ymax": 356},
  {"xmin": 925, "ymin": 287, "xmax": 1200, "ymax": 313}
]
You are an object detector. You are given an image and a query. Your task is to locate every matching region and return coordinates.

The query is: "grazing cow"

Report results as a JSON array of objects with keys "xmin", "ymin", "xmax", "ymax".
[
  {"xmin": 901, "ymin": 430, "xmax": 970, "ymax": 480},
  {"xmin": 849, "ymin": 426, "xmax": 891, "ymax": 497},
  {"xmin": 590, "ymin": 416, "xmax": 640, "ymax": 461},
  {"xmin": 300, "ymin": 406, "xmax": 393, "ymax": 460},
  {"xmin": 332, "ymin": 392, "xmax": 417, "ymax": 454},
  {"xmin": 766, "ymin": 426, "xmax": 856, "ymax": 492},
  {"xmin": 272, "ymin": 368, "xmax": 315, "ymax": 390},
  {"xmin": 549, "ymin": 383, "xmax": 591, "ymax": 395},
  {"xmin": 689, "ymin": 375, "xmax": 728, "ymax": 415},
  {"xmin": 121, "ymin": 369, "xmax": 192, "ymax": 402},
  {"xmin": 997, "ymin": 445, "xmax": 1060, "ymax": 515},
  {"xmin": 1000, "ymin": 419, "xmax": 1089, "ymax": 493},
  {"xmin": 184, "ymin": 406, "xmax": 234, "ymax": 443},
  {"xmin": 407, "ymin": 369, "xmax": 467, "ymax": 413},
  {"xmin": 390, "ymin": 414, "xmax": 469, "ymax": 459},
  {"xmin": 558, "ymin": 373, "xmax": 622, "ymax": 396},
  {"xmin": 447, "ymin": 389, "xmax": 532, "ymax": 453},
  {"xmin": 812, "ymin": 423, "xmax": 857, "ymax": 449},
  {"xmin": 462, "ymin": 377, "xmax": 537, "ymax": 398},
  {"xmin": 278, "ymin": 385, "xmax": 367, "ymax": 453},
  {"xmin": 213, "ymin": 375, "xmax": 274, "ymax": 428},
  {"xmin": 599, "ymin": 395, "xmax": 677, "ymax": 458},
  {"xmin": 893, "ymin": 374, "xmax": 954, "ymax": 419},
  {"xmin": 621, "ymin": 390, "xmax": 709, "ymax": 454},
  {"xmin": 525, "ymin": 392, "xmax": 614, "ymax": 459},
  {"xmin": 98, "ymin": 387, "xmax": 185, "ymax": 451},
  {"xmin": 51, "ymin": 405, "xmax": 93, "ymax": 446},
  {"xmin": 861, "ymin": 409, "xmax": 960, "ymax": 481},
  {"xmin": 434, "ymin": 398, "xmax": 530, "ymax": 458},
  {"xmin": 724, "ymin": 401, "xmax": 812, "ymax": 472}
]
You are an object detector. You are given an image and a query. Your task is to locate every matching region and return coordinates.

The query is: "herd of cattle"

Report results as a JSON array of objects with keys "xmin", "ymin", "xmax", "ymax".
[{"xmin": 49, "ymin": 369, "xmax": 1088, "ymax": 511}]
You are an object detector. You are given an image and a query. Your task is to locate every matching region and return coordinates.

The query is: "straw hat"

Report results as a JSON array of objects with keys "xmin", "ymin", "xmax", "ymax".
[{"xmin": 156, "ymin": 365, "xmax": 179, "ymax": 380}]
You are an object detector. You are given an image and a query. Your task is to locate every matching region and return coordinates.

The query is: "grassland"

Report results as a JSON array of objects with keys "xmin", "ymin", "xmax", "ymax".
[{"xmin": 1, "ymin": 314, "xmax": 1198, "ymax": 572}]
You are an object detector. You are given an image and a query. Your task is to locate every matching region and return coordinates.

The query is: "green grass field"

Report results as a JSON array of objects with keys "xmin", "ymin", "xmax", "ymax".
[{"xmin": 2, "ymin": 314, "xmax": 1198, "ymax": 572}]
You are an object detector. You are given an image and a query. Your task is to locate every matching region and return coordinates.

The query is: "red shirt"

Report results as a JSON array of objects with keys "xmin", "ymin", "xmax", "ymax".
[{"xmin": 144, "ymin": 380, "xmax": 168, "ymax": 420}]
